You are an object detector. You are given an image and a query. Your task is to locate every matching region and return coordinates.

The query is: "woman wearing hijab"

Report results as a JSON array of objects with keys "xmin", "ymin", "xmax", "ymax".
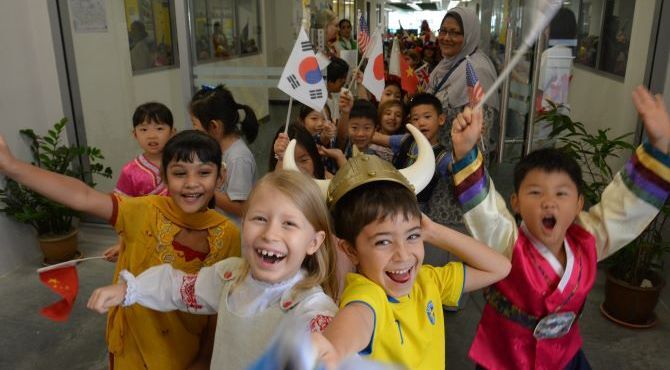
[{"xmin": 428, "ymin": 7, "xmax": 499, "ymax": 161}]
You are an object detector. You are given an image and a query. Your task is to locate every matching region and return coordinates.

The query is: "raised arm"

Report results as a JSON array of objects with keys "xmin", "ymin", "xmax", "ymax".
[
  {"xmin": 336, "ymin": 89, "xmax": 354, "ymax": 150},
  {"xmin": 371, "ymin": 131, "xmax": 391, "ymax": 147},
  {"xmin": 0, "ymin": 134, "xmax": 112, "ymax": 220},
  {"xmin": 580, "ymin": 86, "xmax": 670, "ymax": 260},
  {"xmin": 422, "ymin": 215, "xmax": 511, "ymax": 292},
  {"xmin": 451, "ymin": 107, "xmax": 517, "ymax": 257},
  {"xmin": 87, "ymin": 262, "xmax": 222, "ymax": 314}
]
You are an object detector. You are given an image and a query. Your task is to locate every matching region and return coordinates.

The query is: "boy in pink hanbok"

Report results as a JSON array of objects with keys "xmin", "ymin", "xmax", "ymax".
[{"xmin": 450, "ymin": 86, "xmax": 670, "ymax": 370}]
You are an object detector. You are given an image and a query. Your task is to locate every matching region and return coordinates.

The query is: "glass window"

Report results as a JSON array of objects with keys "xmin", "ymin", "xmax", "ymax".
[
  {"xmin": 576, "ymin": 0, "xmax": 635, "ymax": 78},
  {"xmin": 191, "ymin": 0, "xmax": 262, "ymax": 63},
  {"xmin": 123, "ymin": 0, "xmax": 177, "ymax": 73}
]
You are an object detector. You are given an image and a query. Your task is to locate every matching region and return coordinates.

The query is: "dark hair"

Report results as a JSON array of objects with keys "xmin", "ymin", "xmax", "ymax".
[
  {"xmin": 327, "ymin": 57, "xmax": 349, "ymax": 83},
  {"xmin": 549, "ymin": 8, "xmax": 577, "ymax": 40},
  {"xmin": 161, "ymin": 130, "xmax": 223, "ymax": 176},
  {"xmin": 338, "ymin": 19, "xmax": 351, "ymax": 28},
  {"xmin": 513, "ymin": 148, "xmax": 584, "ymax": 194},
  {"xmin": 189, "ymin": 85, "xmax": 259, "ymax": 143},
  {"xmin": 269, "ymin": 124, "xmax": 325, "ymax": 179},
  {"xmin": 132, "ymin": 102, "xmax": 174, "ymax": 128},
  {"xmin": 298, "ymin": 103, "xmax": 317, "ymax": 122},
  {"xmin": 407, "ymin": 92, "xmax": 442, "ymax": 115},
  {"xmin": 349, "ymin": 99, "xmax": 378, "ymax": 125},
  {"xmin": 385, "ymin": 77, "xmax": 405, "ymax": 100},
  {"xmin": 331, "ymin": 182, "xmax": 420, "ymax": 245}
]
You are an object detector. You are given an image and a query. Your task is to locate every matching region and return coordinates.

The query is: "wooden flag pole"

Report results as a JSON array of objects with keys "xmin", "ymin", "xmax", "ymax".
[{"xmin": 284, "ymin": 97, "xmax": 294, "ymax": 134}]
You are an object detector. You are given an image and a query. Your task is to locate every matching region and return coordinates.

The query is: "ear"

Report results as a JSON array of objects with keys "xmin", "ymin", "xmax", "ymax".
[
  {"xmin": 216, "ymin": 166, "xmax": 226, "ymax": 188},
  {"xmin": 170, "ymin": 127, "xmax": 177, "ymax": 137},
  {"xmin": 132, "ymin": 128, "xmax": 138, "ymax": 139},
  {"xmin": 306, "ymin": 230, "xmax": 326, "ymax": 256},
  {"xmin": 438, "ymin": 113, "xmax": 446, "ymax": 127},
  {"xmin": 510, "ymin": 193, "xmax": 519, "ymax": 214},
  {"xmin": 209, "ymin": 120, "xmax": 222, "ymax": 136},
  {"xmin": 338, "ymin": 239, "xmax": 360, "ymax": 265},
  {"xmin": 577, "ymin": 194, "xmax": 584, "ymax": 213}
]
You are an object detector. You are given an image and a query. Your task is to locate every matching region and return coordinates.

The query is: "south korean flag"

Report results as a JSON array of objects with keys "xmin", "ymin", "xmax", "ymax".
[{"xmin": 278, "ymin": 28, "xmax": 328, "ymax": 112}]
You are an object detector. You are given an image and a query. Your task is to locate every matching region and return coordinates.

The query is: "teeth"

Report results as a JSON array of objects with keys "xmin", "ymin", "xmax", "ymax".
[
  {"xmin": 257, "ymin": 249, "xmax": 286, "ymax": 258},
  {"xmin": 388, "ymin": 268, "xmax": 410, "ymax": 275}
]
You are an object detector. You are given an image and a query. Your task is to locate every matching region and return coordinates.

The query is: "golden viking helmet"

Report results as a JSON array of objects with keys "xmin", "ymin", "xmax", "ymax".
[{"xmin": 284, "ymin": 124, "xmax": 436, "ymax": 208}]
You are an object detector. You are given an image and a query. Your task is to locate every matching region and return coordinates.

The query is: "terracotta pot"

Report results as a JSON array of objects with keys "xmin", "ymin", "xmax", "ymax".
[
  {"xmin": 601, "ymin": 268, "xmax": 665, "ymax": 328},
  {"xmin": 38, "ymin": 229, "xmax": 79, "ymax": 265}
]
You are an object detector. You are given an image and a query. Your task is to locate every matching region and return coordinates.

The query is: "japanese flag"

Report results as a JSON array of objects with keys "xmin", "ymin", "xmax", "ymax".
[
  {"xmin": 362, "ymin": 30, "xmax": 385, "ymax": 101},
  {"xmin": 278, "ymin": 28, "xmax": 328, "ymax": 112}
]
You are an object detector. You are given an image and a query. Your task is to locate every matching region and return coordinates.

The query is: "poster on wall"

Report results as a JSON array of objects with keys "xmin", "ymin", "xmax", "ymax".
[{"xmin": 69, "ymin": 0, "xmax": 108, "ymax": 33}]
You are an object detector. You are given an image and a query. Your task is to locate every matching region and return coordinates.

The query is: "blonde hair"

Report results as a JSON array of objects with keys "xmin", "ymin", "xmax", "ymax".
[{"xmin": 236, "ymin": 170, "xmax": 338, "ymax": 299}]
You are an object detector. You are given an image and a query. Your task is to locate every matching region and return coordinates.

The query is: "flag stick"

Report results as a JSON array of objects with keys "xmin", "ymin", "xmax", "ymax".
[
  {"xmin": 37, "ymin": 255, "xmax": 106, "ymax": 273},
  {"xmin": 473, "ymin": 42, "xmax": 530, "ymax": 111},
  {"xmin": 284, "ymin": 97, "xmax": 294, "ymax": 134}
]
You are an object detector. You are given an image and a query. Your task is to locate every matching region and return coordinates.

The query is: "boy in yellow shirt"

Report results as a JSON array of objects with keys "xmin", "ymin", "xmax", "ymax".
[{"xmin": 308, "ymin": 125, "xmax": 511, "ymax": 369}]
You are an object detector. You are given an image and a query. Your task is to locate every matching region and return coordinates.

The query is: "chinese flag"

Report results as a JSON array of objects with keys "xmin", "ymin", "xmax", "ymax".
[
  {"xmin": 400, "ymin": 55, "xmax": 418, "ymax": 95},
  {"xmin": 39, "ymin": 265, "xmax": 78, "ymax": 321}
]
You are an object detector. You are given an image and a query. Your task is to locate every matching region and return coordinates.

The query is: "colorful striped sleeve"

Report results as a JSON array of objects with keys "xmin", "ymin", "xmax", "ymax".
[
  {"xmin": 452, "ymin": 147, "xmax": 489, "ymax": 212},
  {"xmin": 620, "ymin": 143, "xmax": 670, "ymax": 209}
]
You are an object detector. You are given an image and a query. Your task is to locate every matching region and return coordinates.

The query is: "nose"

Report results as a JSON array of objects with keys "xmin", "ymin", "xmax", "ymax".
[
  {"xmin": 541, "ymin": 195, "xmax": 557, "ymax": 209},
  {"xmin": 261, "ymin": 220, "xmax": 281, "ymax": 241},
  {"xmin": 393, "ymin": 242, "xmax": 411, "ymax": 261}
]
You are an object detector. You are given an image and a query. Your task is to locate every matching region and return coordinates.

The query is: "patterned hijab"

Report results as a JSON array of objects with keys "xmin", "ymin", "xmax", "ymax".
[{"xmin": 428, "ymin": 7, "xmax": 499, "ymax": 109}]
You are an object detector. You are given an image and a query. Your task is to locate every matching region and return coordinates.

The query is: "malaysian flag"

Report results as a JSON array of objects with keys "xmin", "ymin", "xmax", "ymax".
[
  {"xmin": 465, "ymin": 59, "xmax": 483, "ymax": 106},
  {"xmin": 358, "ymin": 14, "xmax": 370, "ymax": 56}
]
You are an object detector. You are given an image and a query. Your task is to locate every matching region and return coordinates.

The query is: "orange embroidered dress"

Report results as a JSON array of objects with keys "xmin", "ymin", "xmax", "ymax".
[{"xmin": 106, "ymin": 194, "xmax": 240, "ymax": 369}]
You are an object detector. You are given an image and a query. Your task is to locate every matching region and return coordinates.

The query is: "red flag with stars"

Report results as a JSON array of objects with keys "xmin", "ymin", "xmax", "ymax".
[
  {"xmin": 400, "ymin": 54, "xmax": 418, "ymax": 95},
  {"xmin": 38, "ymin": 261, "xmax": 79, "ymax": 321}
]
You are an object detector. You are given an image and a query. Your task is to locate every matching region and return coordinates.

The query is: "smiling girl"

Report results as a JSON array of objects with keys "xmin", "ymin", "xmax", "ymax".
[
  {"xmin": 87, "ymin": 170, "xmax": 338, "ymax": 370},
  {"xmin": 0, "ymin": 130, "xmax": 240, "ymax": 369}
]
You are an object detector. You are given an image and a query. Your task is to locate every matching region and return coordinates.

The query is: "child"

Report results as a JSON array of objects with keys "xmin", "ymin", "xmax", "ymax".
[
  {"xmin": 190, "ymin": 85, "xmax": 259, "ymax": 223},
  {"xmin": 449, "ymin": 86, "xmax": 670, "ymax": 370},
  {"xmin": 0, "ymin": 130, "xmax": 241, "ymax": 369},
  {"xmin": 307, "ymin": 129, "xmax": 511, "ymax": 369},
  {"xmin": 87, "ymin": 170, "xmax": 338, "ymax": 370},
  {"xmin": 297, "ymin": 104, "xmax": 336, "ymax": 147},
  {"xmin": 373, "ymin": 93, "xmax": 461, "ymax": 226},
  {"xmin": 370, "ymin": 99, "xmax": 405, "ymax": 162},
  {"xmin": 114, "ymin": 102, "xmax": 175, "ymax": 197},
  {"xmin": 104, "ymin": 102, "xmax": 175, "ymax": 262},
  {"xmin": 270, "ymin": 124, "xmax": 327, "ymax": 179},
  {"xmin": 320, "ymin": 99, "xmax": 378, "ymax": 170}
]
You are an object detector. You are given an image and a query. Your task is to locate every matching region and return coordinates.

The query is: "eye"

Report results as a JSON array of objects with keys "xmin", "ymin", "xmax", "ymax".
[
  {"xmin": 171, "ymin": 171, "xmax": 186, "ymax": 177},
  {"xmin": 528, "ymin": 190, "xmax": 540, "ymax": 195},
  {"xmin": 408, "ymin": 232, "xmax": 421, "ymax": 241},
  {"xmin": 199, "ymin": 170, "xmax": 212, "ymax": 176},
  {"xmin": 283, "ymin": 220, "xmax": 298, "ymax": 228},
  {"xmin": 374, "ymin": 239, "xmax": 391, "ymax": 247},
  {"xmin": 251, "ymin": 215, "xmax": 267, "ymax": 223},
  {"xmin": 156, "ymin": 126, "xmax": 164, "ymax": 131},
  {"xmin": 557, "ymin": 191, "xmax": 568, "ymax": 197}
]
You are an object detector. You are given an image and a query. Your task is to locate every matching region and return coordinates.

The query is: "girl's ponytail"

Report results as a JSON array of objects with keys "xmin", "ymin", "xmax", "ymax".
[{"xmin": 237, "ymin": 103, "xmax": 258, "ymax": 143}]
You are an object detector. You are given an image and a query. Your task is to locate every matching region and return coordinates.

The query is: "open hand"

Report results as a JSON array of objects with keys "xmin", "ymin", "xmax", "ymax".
[
  {"xmin": 632, "ymin": 86, "xmax": 670, "ymax": 154},
  {"xmin": 87, "ymin": 283, "xmax": 127, "ymax": 313},
  {"xmin": 451, "ymin": 106, "xmax": 483, "ymax": 161}
]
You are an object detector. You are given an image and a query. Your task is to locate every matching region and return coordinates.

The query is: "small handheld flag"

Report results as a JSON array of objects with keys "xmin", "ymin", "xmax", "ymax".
[
  {"xmin": 358, "ymin": 13, "xmax": 370, "ymax": 56},
  {"xmin": 361, "ymin": 30, "xmax": 384, "ymax": 101},
  {"xmin": 475, "ymin": 0, "xmax": 562, "ymax": 110},
  {"xmin": 37, "ymin": 256, "xmax": 105, "ymax": 321},
  {"xmin": 465, "ymin": 59, "xmax": 484, "ymax": 107},
  {"xmin": 278, "ymin": 28, "xmax": 328, "ymax": 112}
]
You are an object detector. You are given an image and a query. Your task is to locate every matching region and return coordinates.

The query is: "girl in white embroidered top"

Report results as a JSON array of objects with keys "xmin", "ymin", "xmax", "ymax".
[{"xmin": 88, "ymin": 170, "xmax": 338, "ymax": 370}]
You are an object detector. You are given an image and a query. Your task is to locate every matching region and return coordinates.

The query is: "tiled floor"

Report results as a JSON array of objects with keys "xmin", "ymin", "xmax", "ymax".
[{"xmin": 2, "ymin": 103, "xmax": 669, "ymax": 369}]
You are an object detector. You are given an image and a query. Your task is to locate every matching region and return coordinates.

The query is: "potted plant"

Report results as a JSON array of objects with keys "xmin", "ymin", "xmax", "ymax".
[
  {"xmin": 0, "ymin": 118, "xmax": 112, "ymax": 264},
  {"xmin": 538, "ymin": 102, "xmax": 669, "ymax": 327}
]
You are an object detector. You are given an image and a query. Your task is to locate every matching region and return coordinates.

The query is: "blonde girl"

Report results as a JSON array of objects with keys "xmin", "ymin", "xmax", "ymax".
[{"xmin": 88, "ymin": 170, "xmax": 338, "ymax": 370}]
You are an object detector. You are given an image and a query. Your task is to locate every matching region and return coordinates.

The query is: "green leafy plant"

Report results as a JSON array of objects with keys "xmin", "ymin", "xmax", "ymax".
[
  {"xmin": 538, "ymin": 102, "xmax": 669, "ymax": 286},
  {"xmin": 0, "ymin": 118, "xmax": 112, "ymax": 236}
]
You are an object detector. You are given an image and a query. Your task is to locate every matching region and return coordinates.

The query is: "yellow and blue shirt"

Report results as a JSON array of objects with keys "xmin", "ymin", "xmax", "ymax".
[{"xmin": 339, "ymin": 263, "xmax": 465, "ymax": 370}]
